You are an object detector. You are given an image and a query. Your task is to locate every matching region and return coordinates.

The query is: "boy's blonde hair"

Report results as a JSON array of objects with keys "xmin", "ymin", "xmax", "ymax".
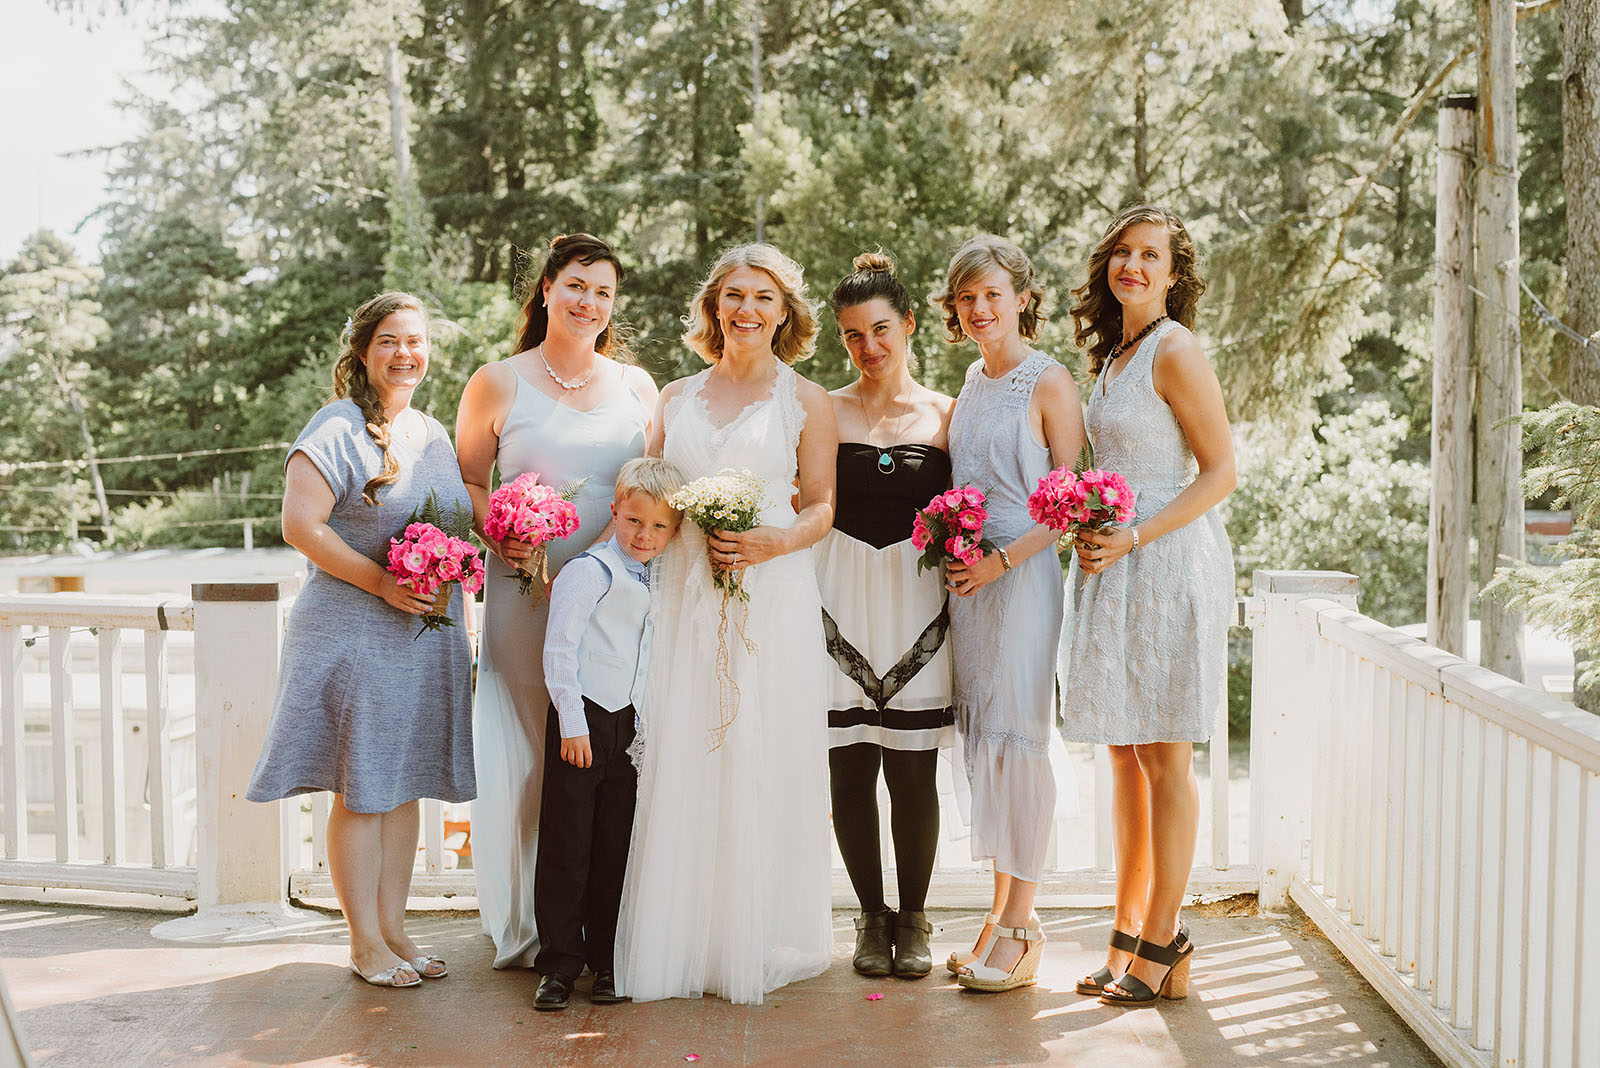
[{"xmin": 615, "ymin": 457, "xmax": 687, "ymax": 514}]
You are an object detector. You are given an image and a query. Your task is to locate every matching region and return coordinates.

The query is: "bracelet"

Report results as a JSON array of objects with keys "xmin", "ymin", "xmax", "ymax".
[
  {"xmin": 997, "ymin": 547, "xmax": 1013, "ymax": 572},
  {"xmin": 1131, "ymin": 528, "xmax": 1141, "ymax": 551}
]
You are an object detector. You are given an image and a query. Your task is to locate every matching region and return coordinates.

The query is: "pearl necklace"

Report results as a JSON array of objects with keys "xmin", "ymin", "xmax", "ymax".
[{"xmin": 539, "ymin": 344, "xmax": 597, "ymax": 391}]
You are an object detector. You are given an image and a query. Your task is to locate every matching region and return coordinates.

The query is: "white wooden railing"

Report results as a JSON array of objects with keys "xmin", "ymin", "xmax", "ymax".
[
  {"xmin": 0, "ymin": 585, "xmax": 289, "ymax": 915},
  {"xmin": 13, "ymin": 570, "xmax": 1594, "ymax": 1063},
  {"xmin": 0, "ymin": 595, "xmax": 198, "ymax": 898},
  {"xmin": 1, "ymin": 577, "xmax": 1246, "ymax": 910},
  {"xmin": 1251, "ymin": 572, "xmax": 1600, "ymax": 1068}
]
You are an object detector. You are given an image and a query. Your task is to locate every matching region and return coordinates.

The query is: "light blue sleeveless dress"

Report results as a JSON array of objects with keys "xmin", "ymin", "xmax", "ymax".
[
  {"xmin": 1063, "ymin": 320, "xmax": 1234, "ymax": 744},
  {"xmin": 947, "ymin": 352, "xmax": 1064, "ymax": 883},
  {"xmin": 472, "ymin": 363, "xmax": 649, "ymax": 968}
]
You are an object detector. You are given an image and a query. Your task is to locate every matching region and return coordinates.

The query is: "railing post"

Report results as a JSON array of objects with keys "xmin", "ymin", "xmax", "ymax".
[
  {"xmin": 156, "ymin": 583, "xmax": 289, "ymax": 936},
  {"xmin": 1250, "ymin": 570, "xmax": 1360, "ymax": 912}
]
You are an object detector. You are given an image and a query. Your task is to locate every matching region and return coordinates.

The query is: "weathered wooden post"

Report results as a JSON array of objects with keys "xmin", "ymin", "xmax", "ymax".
[
  {"xmin": 1474, "ymin": 0, "xmax": 1525, "ymax": 681},
  {"xmin": 1565, "ymin": 0, "xmax": 1600, "ymax": 712},
  {"xmin": 1428, "ymin": 95, "xmax": 1476, "ymax": 658}
]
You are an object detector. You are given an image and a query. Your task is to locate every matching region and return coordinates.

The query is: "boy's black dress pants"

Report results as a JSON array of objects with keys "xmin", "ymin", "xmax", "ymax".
[{"xmin": 532, "ymin": 698, "xmax": 638, "ymax": 978}]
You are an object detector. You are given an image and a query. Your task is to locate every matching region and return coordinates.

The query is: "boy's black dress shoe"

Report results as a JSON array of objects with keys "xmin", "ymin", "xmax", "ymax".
[
  {"xmin": 589, "ymin": 970, "xmax": 629, "ymax": 1004},
  {"xmin": 535, "ymin": 972, "xmax": 574, "ymax": 1011}
]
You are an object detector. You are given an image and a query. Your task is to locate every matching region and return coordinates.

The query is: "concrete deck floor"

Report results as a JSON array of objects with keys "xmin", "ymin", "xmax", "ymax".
[{"xmin": 1, "ymin": 902, "xmax": 1442, "ymax": 1068}]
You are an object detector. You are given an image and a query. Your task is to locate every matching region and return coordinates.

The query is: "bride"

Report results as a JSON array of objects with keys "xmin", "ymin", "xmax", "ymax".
[{"xmin": 616, "ymin": 243, "xmax": 839, "ymax": 1004}]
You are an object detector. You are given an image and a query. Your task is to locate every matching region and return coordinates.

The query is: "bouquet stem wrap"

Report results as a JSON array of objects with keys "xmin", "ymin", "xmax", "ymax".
[{"xmin": 669, "ymin": 469, "xmax": 765, "ymax": 752}]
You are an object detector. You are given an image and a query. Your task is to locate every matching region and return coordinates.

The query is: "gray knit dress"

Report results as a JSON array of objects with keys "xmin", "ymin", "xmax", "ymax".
[{"xmin": 246, "ymin": 400, "xmax": 477, "ymax": 813}]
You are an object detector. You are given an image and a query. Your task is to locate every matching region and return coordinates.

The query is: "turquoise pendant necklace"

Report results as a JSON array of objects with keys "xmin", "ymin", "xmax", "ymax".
[{"xmin": 858, "ymin": 387, "xmax": 911, "ymax": 476}]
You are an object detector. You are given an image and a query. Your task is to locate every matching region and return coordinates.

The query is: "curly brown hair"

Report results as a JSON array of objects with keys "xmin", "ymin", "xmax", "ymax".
[
  {"xmin": 928, "ymin": 235, "xmax": 1045, "ymax": 344},
  {"xmin": 331, "ymin": 291, "xmax": 428, "ymax": 506},
  {"xmin": 1070, "ymin": 205, "xmax": 1206, "ymax": 376},
  {"xmin": 682, "ymin": 243, "xmax": 819, "ymax": 366}
]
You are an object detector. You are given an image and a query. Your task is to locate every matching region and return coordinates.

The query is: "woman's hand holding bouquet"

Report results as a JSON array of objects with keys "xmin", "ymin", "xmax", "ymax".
[
  {"xmin": 386, "ymin": 522, "xmax": 486, "ymax": 638},
  {"xmin": 1028, "ymin": 466, "xmax": 1137, "ymax": 574},
  {"xmin": 911, "ymin": 485, "xmax": 997, "ymax": 574},
  {"xmin": 483, "ymin": 473, "xmax": 582, "ymax": 597},
  {"xmin": 670, "ymin": 470, "xmax": 766, "ymax": 601},
  {"xmin": 668, "ymin": 469, "xmax": 766, "ymax": 749}
]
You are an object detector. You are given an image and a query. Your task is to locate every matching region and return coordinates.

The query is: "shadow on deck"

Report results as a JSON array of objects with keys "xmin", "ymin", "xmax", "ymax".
[{"xmin": 0, "ymin": 902, "xmax": 1442, "ymax": 1067}]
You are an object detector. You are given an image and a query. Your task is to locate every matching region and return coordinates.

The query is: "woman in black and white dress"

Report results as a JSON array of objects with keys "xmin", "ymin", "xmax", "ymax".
[{"xmin": 815, "ymin": 252, "xmax": 956, "ymax": 979}]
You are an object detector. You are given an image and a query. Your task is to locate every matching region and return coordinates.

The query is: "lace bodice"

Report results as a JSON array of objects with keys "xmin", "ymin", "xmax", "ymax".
[
  {"xmin": 1087, "ymin": 320, "xmax": 1195, "ymax": 513},
  {"xmin": 663, "ymin": 361, "xmax": 808, "ymax": 521},
  {"xmin": 947, "ymin": 351, "xmax": 1057, "ymax": 542}
]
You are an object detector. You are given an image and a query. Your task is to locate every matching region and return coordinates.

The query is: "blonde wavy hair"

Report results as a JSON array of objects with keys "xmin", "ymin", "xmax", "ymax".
[
  {"xmin": 929, "ymin": 235, "xmax": 1046, "ymax": 344},
  {"xmin": 681, "ymin": 244, "xmax": 818, "ymax": 366},
  {"xmin": 330, "ymin": 291, "xmax": 428, "ymax": 506}
]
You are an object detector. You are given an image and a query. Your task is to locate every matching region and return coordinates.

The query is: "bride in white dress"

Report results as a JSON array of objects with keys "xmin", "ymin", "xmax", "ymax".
[{"xmin": 616, "ymin": 244, "xmax": 839, "ymax": 1005}]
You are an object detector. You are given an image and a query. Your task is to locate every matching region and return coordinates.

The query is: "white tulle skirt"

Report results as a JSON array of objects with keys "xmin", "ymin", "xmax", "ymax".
[{"xmin": 615, "ymin": 523, "xmax": 833, "ymax": 1004}]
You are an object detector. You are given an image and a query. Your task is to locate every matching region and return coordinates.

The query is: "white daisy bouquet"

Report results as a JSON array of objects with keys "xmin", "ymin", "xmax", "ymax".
[
  {"xmin": 668, "ymin": 468, "xmax": 765, "ymax": 748},
  {"xmin": 669, "ymin": 469, "xmax": 766, "ymax": 601}
]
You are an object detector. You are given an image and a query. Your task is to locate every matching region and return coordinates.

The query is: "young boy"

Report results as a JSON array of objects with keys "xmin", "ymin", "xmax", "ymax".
[{"xmin": 533, "ymin": 457, "xmax": 684, "ymax": 1011}]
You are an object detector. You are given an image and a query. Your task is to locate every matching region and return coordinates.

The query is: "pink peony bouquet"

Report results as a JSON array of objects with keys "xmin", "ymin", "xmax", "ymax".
[
  {"xmin": 484, "ymin": 472, "xmax": 583, "ymax": 597},
  {"xmin": 1027, "ymin": 466, "xmax": 1136, "ymax": 543},
  {"xmin": 386, "ymin": 522, "xmax": 486, "ymax": 638},
  {"xmin": 911, "ymin": 485, "xmax": 998, "ymax": 574}
]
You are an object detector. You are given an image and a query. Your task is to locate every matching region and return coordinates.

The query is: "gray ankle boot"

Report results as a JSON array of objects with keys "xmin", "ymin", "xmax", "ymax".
[
  {"xmin": 852, "ymin": 909, "xmax": 895, "ymax": 976},
  {"xmin": 892, "ymin": 910, "xmax": 933, "ymax": 978}
]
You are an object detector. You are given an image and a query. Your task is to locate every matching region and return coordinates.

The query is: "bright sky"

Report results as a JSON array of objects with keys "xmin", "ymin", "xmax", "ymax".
[{"xmin": 1, "ymin": 1, "xmax": 162, "ymax": 265}]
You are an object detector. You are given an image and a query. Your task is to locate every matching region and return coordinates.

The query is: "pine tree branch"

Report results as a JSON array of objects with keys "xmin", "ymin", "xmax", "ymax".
[{"xmin": 1324, "ymin": 0, "xmax": 1563, "ymax": 281}]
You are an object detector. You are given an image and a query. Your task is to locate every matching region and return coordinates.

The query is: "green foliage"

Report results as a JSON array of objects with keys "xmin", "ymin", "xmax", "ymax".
[
  {"xmin": 1483, "ymin": 404, "xmax": 1600, "ymax": 689},
  {"xmin": 1227, "ymin": 400, "xmax": 1430, "ymax": 626},
  {"xmin": 404, "ymin": 489, "xmax": 473, "ymax": 541},
  {"xmin": 0, "ymin": 232, "xmax": 109, "ymax": 550},
  {"xmin": 4, "ymin": 0, "xmax": 1577, "ymax": 580}
]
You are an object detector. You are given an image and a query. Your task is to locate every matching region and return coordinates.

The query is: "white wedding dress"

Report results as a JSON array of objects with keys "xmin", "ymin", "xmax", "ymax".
[{"xmin": 616, "ymin": 361, "xmax": 833, "ymax": 1005}]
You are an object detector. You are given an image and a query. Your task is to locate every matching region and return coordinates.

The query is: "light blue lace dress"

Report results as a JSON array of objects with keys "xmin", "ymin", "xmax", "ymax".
[{"xmin": 1063, "ymin": 321, "xmax": 1234, "ymax": 745}]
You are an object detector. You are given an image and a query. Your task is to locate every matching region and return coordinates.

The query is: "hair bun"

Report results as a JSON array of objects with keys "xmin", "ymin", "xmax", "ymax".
[{"xmin": 852, "ymin": 250, "xmax": 896, "ymax": 275}]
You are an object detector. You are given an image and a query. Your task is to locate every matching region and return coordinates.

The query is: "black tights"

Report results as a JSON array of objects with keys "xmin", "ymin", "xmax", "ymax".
[{"xmin": 829, "ymin": 743, "xmax": 940, "ymax": 913}]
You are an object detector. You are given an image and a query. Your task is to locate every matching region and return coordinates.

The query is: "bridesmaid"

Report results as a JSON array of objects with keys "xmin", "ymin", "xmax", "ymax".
[
  {"xmin": 248, "ymin": 291, "xmax": 474, "ymax": 987},
  {"xmin": 816, "ymin": 252, "xmax": 955, "ymax": 979},
  {"xmin": 455, "ymin": 234, "xmax": 657, "ymax": 969},
  {"xmin": 937, "ymin": 236, "xmax": 1086, "ymax": 993},
  {"xmin": 1064, "ymin": 205, "xmax": 1234, "ymax": 1007}
]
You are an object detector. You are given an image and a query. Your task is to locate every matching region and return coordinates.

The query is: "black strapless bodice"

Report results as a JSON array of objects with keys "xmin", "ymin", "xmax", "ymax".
[{"xmin": 834, "ymin": 443, "xmax": 954, "ymax": 549}]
